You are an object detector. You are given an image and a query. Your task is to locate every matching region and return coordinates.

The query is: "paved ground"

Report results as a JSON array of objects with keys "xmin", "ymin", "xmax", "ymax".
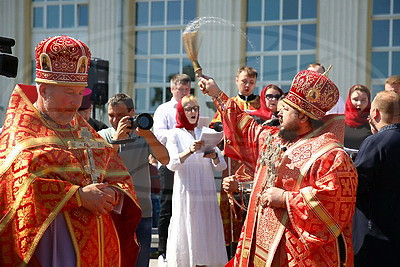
[
  {"xmin": 149, "ymin": 258, "xmax": 158, "ymax": 267},
  {"xmin": 149, "ymin": 227, "xmax": 160, "ymax": 267}
]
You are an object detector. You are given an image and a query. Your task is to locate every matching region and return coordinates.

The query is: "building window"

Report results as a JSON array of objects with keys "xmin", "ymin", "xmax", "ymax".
[
  {"xmin": 133, "ymin": 0, "xmax": 196, "ymax": 113},
  {"xmin": 370, "ymin": 0, "xmax": 400, "ymax": 94},
  {"xmin": 246, "ymin": 0, "xmax": 317, "ymax": 92},
  {"xmin": 32, "ymin": 0, "xmax": 89, "ymax": 29}
]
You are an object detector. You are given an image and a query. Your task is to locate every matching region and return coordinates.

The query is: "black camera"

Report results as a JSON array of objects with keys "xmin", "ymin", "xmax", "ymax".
[
  {"xmin": 213, "ymin": 121, "xmax": 223, "ymax": 132},
  {"xmin": 0, "ymin": 37, "xmax": 18, "ymax": 78},
  {"xmin": 110, "ymin": 113, "xmax": 154, "ymax": 144},
  {"xmin": 128, "ymin": 113, "xmax": 153, "ymax": 130}
]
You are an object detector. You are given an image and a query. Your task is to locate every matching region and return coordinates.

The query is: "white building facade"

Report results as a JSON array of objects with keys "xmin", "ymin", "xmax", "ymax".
[{"xmin": 0, "ymin": 0, "xmax": 399, "ymax": 123}]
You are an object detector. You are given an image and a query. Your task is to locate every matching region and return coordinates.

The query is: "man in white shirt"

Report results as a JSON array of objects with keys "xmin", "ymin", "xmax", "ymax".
[{"xmin": 153, "ymin": 73, "xmax": 191, "ymax": 260}]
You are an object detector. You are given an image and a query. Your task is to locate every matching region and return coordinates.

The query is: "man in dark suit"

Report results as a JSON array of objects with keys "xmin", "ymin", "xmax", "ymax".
[{"xmin": 355, "ymin": 90, "xmax": 400, "ymax": 266}]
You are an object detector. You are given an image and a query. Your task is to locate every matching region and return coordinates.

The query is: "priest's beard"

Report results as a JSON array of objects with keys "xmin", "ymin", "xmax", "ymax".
[{"xmin": 278, "ymin": 123, "xmax": 300, "ymax": 142}]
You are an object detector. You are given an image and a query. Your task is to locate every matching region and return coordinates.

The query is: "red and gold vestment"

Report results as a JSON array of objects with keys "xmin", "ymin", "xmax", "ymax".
[
  {"xmin": 0, "ymin": 84, "xmax": 141, "ymax": 266},
  {"xmin": 214, "ymin": 92, "xmax": 357, "ymax": 266},
  {"xmin": 210, "ymin": 94, "xmax": 260, "ymax": 247}
]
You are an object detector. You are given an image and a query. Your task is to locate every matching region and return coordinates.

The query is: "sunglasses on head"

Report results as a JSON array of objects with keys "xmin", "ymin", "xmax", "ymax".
[{"xmin": 265, "ymin": 94, "xmax": 281, "ymax": 100}]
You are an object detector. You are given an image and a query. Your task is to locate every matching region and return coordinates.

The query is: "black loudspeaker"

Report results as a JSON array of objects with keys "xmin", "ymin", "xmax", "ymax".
[
  {"xmin": 0, "ymin": 37, "xmax": 18, "ymax": 78},
  {"xmin": 88, "ymin": 58, "xmax": 109, "ymax": 105}
]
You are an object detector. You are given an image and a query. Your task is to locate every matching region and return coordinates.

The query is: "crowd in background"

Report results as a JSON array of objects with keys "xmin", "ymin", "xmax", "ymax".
[{"xmin": 2, "ymin": 34, "xmax": 400, "ymax": 267}]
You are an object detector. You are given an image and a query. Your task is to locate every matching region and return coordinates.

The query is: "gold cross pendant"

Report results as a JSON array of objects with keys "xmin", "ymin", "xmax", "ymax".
[{"xmin": 68, "ymin": 127, "xmax": 106, "ymax": 183}]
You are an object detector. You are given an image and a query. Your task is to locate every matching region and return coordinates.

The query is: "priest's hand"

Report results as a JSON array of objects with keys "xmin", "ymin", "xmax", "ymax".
[
  {"xmin": 101, "ymin": 186, "xmax": 121, "ymax": 206},
  {"xmin": 197, "ymin": 75, "xmax": 221, "ymax": 97},
  {"xmin": 222, "ymin": 175, "xmax": 239, "ymax": 194},
  {"xmin": 260, "ymin": 187, "xmax": 286, "ymax": 208},
  {"xmin": 79, "ymin": 183, "xmax": 116, "ymax": 216}
]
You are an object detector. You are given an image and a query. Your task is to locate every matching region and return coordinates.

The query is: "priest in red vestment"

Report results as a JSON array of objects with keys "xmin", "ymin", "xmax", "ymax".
[
  {"xmin": 0, "ymin": 35, "xmax": 141, "ymax": 266},
  {"xmin": 199, "ymin": 69, "xmax": 357, "ymax": 266}
]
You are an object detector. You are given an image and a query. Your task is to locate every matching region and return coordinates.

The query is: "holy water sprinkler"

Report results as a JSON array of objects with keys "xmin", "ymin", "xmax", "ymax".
[
  {"xmin": 182, "ymin": 17, "xmax": 253, "ymax": 77},
  {"xmin": 182, "ymin": 17, "xmax": 205, "ymax": 76},
  {"xmin": 182, "ymin": 30, "xmax": 202, "ymax": 76}
]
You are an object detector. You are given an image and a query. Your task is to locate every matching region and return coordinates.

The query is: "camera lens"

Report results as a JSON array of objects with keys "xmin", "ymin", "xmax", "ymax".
[
  {"xmin": 129, "ymin": 113, "xmax": 153, "ymax": 130},
  {"xmin": 136, "ymin": 114, "xmax": 153, "ymax": 130}
]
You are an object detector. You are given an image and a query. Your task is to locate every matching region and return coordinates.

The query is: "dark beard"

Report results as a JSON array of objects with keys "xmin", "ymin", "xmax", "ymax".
[{"xmin": 278, "ymin": 128, "xmax": 299, "ymax": 142}]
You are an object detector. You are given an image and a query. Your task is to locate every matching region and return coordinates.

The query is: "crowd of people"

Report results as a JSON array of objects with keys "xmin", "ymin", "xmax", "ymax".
[{"xmin": 1, "ymin": 35, "xmax": 400, "ymax": 267}]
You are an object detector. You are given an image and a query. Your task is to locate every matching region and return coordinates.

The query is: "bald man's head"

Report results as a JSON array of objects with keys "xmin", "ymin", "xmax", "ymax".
[{"xmin": 371, "ymin": 90, "xmax": 400, "ymax": 124}]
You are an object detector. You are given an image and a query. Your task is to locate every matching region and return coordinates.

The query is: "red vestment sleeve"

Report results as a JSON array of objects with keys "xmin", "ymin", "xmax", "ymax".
[
  {"xmin": 285, "ymin": 149, "xmax": 357, "ymax": 250},
  {"xmin": 212, "ymin": 92, "xmax": 277, "ymax": 170}
]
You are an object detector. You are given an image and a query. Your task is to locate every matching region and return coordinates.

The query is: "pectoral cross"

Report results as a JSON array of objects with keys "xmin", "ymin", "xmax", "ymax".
[
  {"xmin": 68, "ymin": 127, "xmax": 106, "ymax": 183},
  {"xmin": 259, "ymin": 135, "xmax": 285, "ymax": 188},
  {"xmin": 259, "ymin": 149, "xmax": 278, "ymax": 187}
]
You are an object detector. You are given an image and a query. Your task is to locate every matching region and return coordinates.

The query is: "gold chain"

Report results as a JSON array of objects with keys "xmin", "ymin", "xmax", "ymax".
[{"xmin": 35, "ymin": 105, "xmax": 77, "ymax": 147}]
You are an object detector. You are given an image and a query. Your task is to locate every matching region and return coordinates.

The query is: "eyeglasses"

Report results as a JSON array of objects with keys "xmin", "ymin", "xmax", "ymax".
[
  {"xmin": 265, "ymin": 94, "xmax": 281, "ymax": 100},
  {"xmin": 183, "ymin": 106, "xmax": 199, "ymax": 112}
]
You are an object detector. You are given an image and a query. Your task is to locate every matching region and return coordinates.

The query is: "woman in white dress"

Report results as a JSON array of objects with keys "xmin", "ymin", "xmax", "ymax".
[{"xmin": 165, "ymin": 95, "xmax": 228, "ymax": 267}]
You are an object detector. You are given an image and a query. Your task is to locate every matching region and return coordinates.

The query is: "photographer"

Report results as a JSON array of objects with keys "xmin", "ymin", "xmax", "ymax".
[{"xmin": 98, "ymin": 93, "xmax": 169, "ymax": 267}]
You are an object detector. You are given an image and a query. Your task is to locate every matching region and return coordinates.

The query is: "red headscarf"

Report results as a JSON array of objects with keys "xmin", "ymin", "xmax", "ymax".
[
  {"xmin": 175, "ymin": 98, "xmax": 199, "ymax": 131},
  {"xmin": 344, "ymin": 84, "xmax": 371, "ymax": 128},
  {"xmin": 251, "ymin": 84, "xmax": 283, "ymax": 121}
]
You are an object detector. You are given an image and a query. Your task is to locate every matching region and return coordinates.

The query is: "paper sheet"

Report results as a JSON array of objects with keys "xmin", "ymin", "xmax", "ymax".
[{"xmin": 197, "ymin": 127, "xmax": 223, "ymax": 153}]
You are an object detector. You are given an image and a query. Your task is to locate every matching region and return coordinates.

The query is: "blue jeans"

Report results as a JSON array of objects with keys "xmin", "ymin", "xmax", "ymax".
[{"xmin": 136, "ymin": 217, "xmax": 152, "ymax": 267}]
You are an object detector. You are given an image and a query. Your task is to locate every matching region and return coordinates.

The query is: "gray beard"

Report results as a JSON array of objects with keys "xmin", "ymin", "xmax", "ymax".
[{"xmin": 278, "ymin": 128, "xmax": 299, "ymax": 142}]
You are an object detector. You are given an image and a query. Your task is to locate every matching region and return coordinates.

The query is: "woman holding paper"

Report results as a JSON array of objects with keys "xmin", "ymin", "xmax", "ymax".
[{"xmin": 165, "ymin": 95, "xmax": 228, "ymax": 267}]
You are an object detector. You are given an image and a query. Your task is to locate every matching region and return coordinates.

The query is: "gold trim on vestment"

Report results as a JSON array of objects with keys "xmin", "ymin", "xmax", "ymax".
[
  {"xmin": 110, "ymin": 184, "xmax": 141, "ymax": 209},
  {"xmin": 35, "ymin": 78, "xmax": 88, "ymax": 87},
  {"xmin": 23, "ymin": 186, "xmax": 79, "ymax": 265},
  {"xmin": 33, "ymin": 166, "xmax": 88, "ymax": 177},
  {"xmin": 100, "ymin": 216, "xmax": 104, "ymax": 267},
  {"xmin": 0, "ymin": 174, "xmax": 36, "ymax": 234},
  {"xmin": 301, "ymin": 176, "xmax": 341, "ymax": 237},
  {"xmin": 96, "ymin": 216, "xmax": 105, "ymax": 267},
  {"xmin": 280, "ymin": 127, "xmax": 343, "ymax": 252},
  {"xmin": 282, "ymin": 98, "xmax": 319, "ymax": 120},
  {"xmin": 105, "ymin": 170, "xmax": 131, "ymax": 177},
  {"xmin": 299, "ymin": 143, "xmax": 341, "ymax": 181},
  {"xmin": 238, "ymin": 115, "xmax": 253, "ymax": 131},
  {"xmin": 111, "ymin": 217, "xmax": 122, "ymax": 266},
  {"xmin": 336, "ymin": 233, "xmax": 347, "ymax": 266},
  {"xmin": 0, "ymin": 135, "xmax": 102, "ymax": 177},
  {"xmin": 0, "ymin": 136, "xmax": 65, "ymax": 176},
  {"xmin": 254, "ymin": 254, "xmax": 266, "ymax": 266},
  {"xmin": 96, "ymin": 217, "xmax": 102, "ymax": 266},
  {"xmin": 293, "ymin": 143, "xmax": 342, "ymax": 248},
  {"xmin": 266, "ymin": 213, "xmax": 288, "ymax": 266},
  {"xmin": 76, "ymin": 189, "xmax": 82, "ymax": 207},
  {"xmin": 64, "ymin": 211, "xmax": 81, "ymax": 267}
]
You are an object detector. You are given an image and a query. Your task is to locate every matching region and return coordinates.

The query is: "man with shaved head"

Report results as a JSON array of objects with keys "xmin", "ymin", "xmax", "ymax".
[{"xmin": 355, "ymin": 90, "xmax": 400, "ymax": 266}]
